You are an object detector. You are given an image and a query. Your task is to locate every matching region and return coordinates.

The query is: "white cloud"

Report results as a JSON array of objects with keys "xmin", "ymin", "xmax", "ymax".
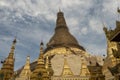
[
  {"xmin": 0, "ymin": 0, "xmax": 118, "ymax": 70},
  {"xmin": 102, "ymin": 0, "xmax": 117, "ymax": 14},
  {"xmin": 67, "ymin": 17, "xmax": 79, "ymax": 27},
  {"xmin": 61, "ymin": 0, "xmax": 93, "ymax": 9},
  {"xmin": 0, "ymin": 1, "xmax": 8, "ymax": 7},
  {"xmin": 81, "ymin": 27, "xmax": 88, "ymax": 35},
  {"xmin": 89, "ymin": 18, "xmax": 103, "ymax": 34},
  {"xmin": 61, "ymin": 0, "xmax": 80, "ymax": 8}
]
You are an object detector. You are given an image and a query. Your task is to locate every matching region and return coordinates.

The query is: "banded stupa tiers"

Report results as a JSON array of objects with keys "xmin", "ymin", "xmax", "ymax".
[
  {"xmin": 80, "ymin": 57, "xmax": 90, "ymax": 77},
  {"xmin": 16, "ymin": 56, "xmax": 31, "ymax": 80},
  {"xmin": 30, "ymin": 42, "xmax": 49, "ymax": 80},
  {"xmin": 45, "ymin": 10, "xmax": 85, "ymax": 55},
  {"xmin": 14, "ymin": 10, "xmax": 105, "ymax": 80},
  {"xmin": 45, "ymin": 56, "xmax": 54, "ymax": 79},
  {"xmin": 61, "ymin": 58, "xmax": 73, "ymax": 76},
  {"xmin": 44, "ymin": 10, "xmax": 90, "ymax": 76},
  {"xmin": 0, "ymin": 38, "xmax": 16, "ymax": 80}
]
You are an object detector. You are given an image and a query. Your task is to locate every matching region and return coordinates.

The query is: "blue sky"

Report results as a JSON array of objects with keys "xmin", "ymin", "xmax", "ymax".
[{"xmin": 0, "ymin": 0, "xmax": 119, "ymax": 70}]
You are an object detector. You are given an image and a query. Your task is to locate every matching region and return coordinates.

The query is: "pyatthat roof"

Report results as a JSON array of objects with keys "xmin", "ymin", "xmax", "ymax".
[{"xmin": 46, "ymin": 11, "xmax": 85, "ymax": 51}]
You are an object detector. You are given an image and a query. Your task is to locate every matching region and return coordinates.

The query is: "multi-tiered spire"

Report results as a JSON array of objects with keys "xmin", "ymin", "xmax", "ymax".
[
  {"xmin": 46, "ymin": 10, "xmax": 85, "ymax": 52},
  {"xmin": 61, "ymin": 57, "xmax": 73, "ymax": 76},
  {"xmin": 80, "ymin": 57, "xmax": 90, "ymax": 76},
  {"xmin": 30, "ymin": 42, "xmax": 49, "ymax": 80},
  {"xmin": 45, "ymin": 56, "xmax": 54, "ymax": 79},
  {"xmin": 0, "ymin": 38, "xmax": 17, "ymax": 80},
  {"xmin": 18, "ymin": 56, "xmax": 31, "ymax": 80}
]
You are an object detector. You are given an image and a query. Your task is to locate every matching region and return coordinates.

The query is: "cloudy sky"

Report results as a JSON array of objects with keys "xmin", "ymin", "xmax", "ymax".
[{"xmin": 0, "ymin": 0, "xmax": 119, "ymax": 70}]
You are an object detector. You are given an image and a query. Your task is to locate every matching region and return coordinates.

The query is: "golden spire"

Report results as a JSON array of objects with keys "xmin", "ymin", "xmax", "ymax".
[
  {"xmin": 45, "ymin": 56, "xmax": 54, "ymax": 77},
  {"xmin": 36, "ymin": 41, "xmax": 44, "ymax": 66},
  {"xmin": 1, "ymin": 38, "xmax": 17, "ymax": 80},
  {"xmin": 80, "ymin": 57, "xmax": 90, "ymax": 76},
  {"xmin": 61, "ymin": 57, "xmax": 73, "ymax": 76},
  {"xmin": 30, "ymin": 42, "xmax": 49, "ymax": 80},
  {"xmin": 37, "ymin": 41, "xmax": 44, "ymax": 66},
  {"xmin": 19, "ymin": 56, "xmax": 31, "ymax": 78},
  {"xmin": 40, "ymin": 41, "xmax": 44, "ymax": 57}
]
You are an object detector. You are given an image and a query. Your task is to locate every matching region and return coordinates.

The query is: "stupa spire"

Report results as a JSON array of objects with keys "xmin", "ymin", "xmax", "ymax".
[
  {"xmin": 18, "ymin": 56, "xmax": 31, "ymax": 79},
  {"xmin": 0, "ymin": 38, "xmax": 17, "ymax": 80},
  {"xmin": 56, "ymin": 9, "xmax": 67, "ymax": 29},
  {"xmin": 61, "ymin": 57, "xmax": 73, "ymax": 76},
  {"xmin": 46, "ymin": 11, "xmax": 85, "ymax": 52},
  {"xmin": 45, "ymin": 56, "xmax": 54, "ymax": 79},
  {"xmin": 30, "ymin": 41, "xmax": 49, "ymax": 80},
  {"xmin": 40, "ymin": 41, "xmax": 44, "ymax": 55},
  {"xmin": 80, "ymin": 57, "xmax": 90, "ymax": 76},
  {"xmin": 59, "ymin": 8, "xmax": 61, "ymax": 12}
]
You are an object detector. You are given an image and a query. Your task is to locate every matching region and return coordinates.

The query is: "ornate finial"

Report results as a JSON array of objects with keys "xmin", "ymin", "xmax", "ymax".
[
  {"xmin": 25, "ymin": 56, "xmax": 30, "ymax": 67},
  {"xmin": 103, "ymin": 22, "xmax": 108, "ymax": 34},
  {"xmin": 40, "ymin": 42, "xmax": 43, "ymax": 46},
  {"xmin": 102, "ymin": 21, "xmax": 106, "ymax": 28},
  {"xmin": 59, "ymin": 8, "xmax": 61, "ymax": 12},
  {"xmin": 117, "ymin": 7, "xmax": 120, "ymax": 14},
  {"xmin": 39, "ymin": 41, "xmax": 44, "ymax": 59},
  {"xmin": 40, "ymin": 40, "xmax": 44, "ymax": 46},
  {"xmin": 27, "ymin": 55, "xmax": 30, "ymax": 60},
  {"xmin": 13, "ymin": 37, "xmax": 17, "ymax": 43},
  {"xmin": 40, "ymin": 41, "xmax": 44, "ymax": 53}
]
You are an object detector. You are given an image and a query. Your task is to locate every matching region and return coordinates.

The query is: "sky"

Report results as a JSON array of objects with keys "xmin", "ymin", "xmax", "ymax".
[{"xmin": 0, "ymin": 0, "xmax": 119, "ymax": 70}]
